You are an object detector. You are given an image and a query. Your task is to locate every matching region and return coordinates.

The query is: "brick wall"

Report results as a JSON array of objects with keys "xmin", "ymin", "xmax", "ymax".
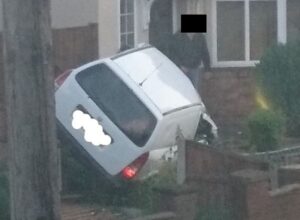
[
  {"xmin": 231, "ymin": 169, "xmax": 274, "ymax": 220},
  {"xmin": 154, "ymin": 143, "xmax": 261, "ymax": 220},
  {"xmin": 182, "ymin": 142, "xmax": 300, "ymax": 220},
  {"xmin": 180, "ymin": 142, "xmax": 300, "ymax": 220},
  {"xmin": 185, "ymin": 141, "xmax": 268, "ymax": 182},
  {"xmin": 270, "ymin": 185, "xmax": 300, "ymax": 220},
  {"xmin": 156, "ymin": 167, "xmax": 300, "ymax": 220},
  {"xmin": 155, "ymin": 186, "xmax": 199, "ymax": 220},
  {"xmin": 278, "ymin": 165, "xmax": 300, "ymax": 187},
  {"xmin": 200, "ymin": 68, "xmax": 257, "ymax": 131},
  {"xmin": 232, "ymin": 169, "xmax": 300, "ymax": 220}
]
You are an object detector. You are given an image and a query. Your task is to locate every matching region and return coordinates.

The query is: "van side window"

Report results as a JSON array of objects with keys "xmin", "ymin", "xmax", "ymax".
[{"xmin": 76, "ymin": 64, "xmax": 157, "ymax": 147}]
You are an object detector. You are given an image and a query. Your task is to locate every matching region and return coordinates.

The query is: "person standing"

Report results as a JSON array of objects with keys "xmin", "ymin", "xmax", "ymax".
[{"xmin": 169, "ymin": 32, "xmax": 211, "ymax": 91}]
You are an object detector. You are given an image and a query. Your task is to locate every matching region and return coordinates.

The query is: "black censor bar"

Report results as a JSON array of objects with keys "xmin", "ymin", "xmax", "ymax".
[{"xmin": 181, "ymin": 14, "xmax": 207, "ymax": 33}]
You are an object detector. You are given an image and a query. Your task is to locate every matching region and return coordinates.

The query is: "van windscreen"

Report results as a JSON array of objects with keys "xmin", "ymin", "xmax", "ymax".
[{"xmin": 76, "ymin": 64, "xmax": 157, "ymax": 147}]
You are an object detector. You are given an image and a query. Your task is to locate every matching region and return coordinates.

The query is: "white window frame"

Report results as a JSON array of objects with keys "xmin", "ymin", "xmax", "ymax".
[
  {"xmin": 211, "ymin": 0, "xmax": 287, "ymax": 68},
  {"xmin": 172, "ymin": 0, "xmax": 178, "ymax": 33},
  {"xmin": 118, "ymin": 0, "xmax": 137, "ymax": 49}
]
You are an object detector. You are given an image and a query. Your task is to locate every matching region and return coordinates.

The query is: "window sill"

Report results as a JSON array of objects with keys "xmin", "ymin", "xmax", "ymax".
[{"xmin": 211, "ymin": 60, "xmax": 260, "ymax": 68}]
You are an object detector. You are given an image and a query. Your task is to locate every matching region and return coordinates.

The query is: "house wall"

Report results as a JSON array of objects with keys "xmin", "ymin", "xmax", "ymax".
[
  {"xmin": 51, "ymin": 0, "xmax": 98, "ymax": 28},
  {"xmin": 98, "ymin": 0, "xmax": 119, "ymax": 58},
  {"xmin": 135, "ymin": 0, "xmax": 150, "ymax": 45},
  {"xmin": 97, "ymin": 0, "xmax": 189, "ymax": 58},
  {"xmin": 200, "ymin": 68, "xmax": 257, "ymax": 131},
  {"xmin": 0, "ymin": 0, "xmax": 98, "ymax": 30},
  {"xmin": 174, "ymin": 0, "xmax": 188, "ymax": 31}
]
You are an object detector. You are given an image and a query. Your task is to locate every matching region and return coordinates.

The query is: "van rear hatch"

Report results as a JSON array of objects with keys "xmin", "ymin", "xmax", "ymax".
[{"xmin": 112, "ymin": 47, "xmax": 204, "ymax": 114}]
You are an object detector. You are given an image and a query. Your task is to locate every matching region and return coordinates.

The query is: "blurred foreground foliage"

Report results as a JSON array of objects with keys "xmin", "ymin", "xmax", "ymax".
[{"xmin": 0, "ymin": 166, "xmax": 9, "ymax": 220}]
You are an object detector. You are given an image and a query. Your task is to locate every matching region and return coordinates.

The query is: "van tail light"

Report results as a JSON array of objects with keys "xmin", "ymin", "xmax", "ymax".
[
  {"xmin": 121, "ymin": 152, "xmax": 149, "ymax": 180},
  {"xmin": 55, "ymin": 69, "xmax": 72, "ymax": 90}
]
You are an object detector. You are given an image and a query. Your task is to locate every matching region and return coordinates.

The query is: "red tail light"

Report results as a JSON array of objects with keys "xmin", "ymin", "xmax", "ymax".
[
  {"xmin": 121, "ymin": 152, "xmax": 149, "ymax": 180},
  {"xmin": 55, "ymin": 69, "xmax": 72, "ymax": 90}
]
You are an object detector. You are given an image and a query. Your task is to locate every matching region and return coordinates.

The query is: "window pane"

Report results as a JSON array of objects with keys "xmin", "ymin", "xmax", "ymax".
[
  {"xmin": 76, "ymin": 64, "xmax": 157, "ymax": 147},
  {"xmin": 127, "ymin": 33, "xmax": 134, "ymax": 47},
  {"xmin": 121, "ymin": 15, "xmax": 126, "ymax": 33},
  {"xmin": 127, "ymin": 14, "xmax": 134, "ymax": 32},
  {"xmin": 127, "ymin": 0, "xmax": 134, "ymax": 13},
  {"xmin": 120, "ymin": 0, "xmax": 126, "ymax": 14},
  {"xmin": 287, "ymin": 0, "xmax": 300, "ymax": 42},
  {"xmin": 217, "ymin": 2, "xmax": 245, "ymax": 61},
  {"xmin": 250, "ymin": 1, "xmax": 277, "ymax": 60},
  {"xmin": 121, "ymin": 34, "xmax": 126, "ymax": 48}
]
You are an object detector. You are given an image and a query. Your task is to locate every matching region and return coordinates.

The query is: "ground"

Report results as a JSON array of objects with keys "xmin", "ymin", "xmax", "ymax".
[{"xmin": 62, "ymin": 201, "xmax": 120, "ymax": 220}]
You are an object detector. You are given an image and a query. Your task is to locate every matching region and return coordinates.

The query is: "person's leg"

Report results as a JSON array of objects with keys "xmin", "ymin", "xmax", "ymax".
[{"xmin": 188, "ymin": 68, "xmax": 200, "ymax": 92}]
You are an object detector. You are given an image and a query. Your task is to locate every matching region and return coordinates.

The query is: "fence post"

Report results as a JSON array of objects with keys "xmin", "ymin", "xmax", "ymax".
[
  {"xmin": 176, "ymin": 127, "xmax": 186, "ymax": 185},
  {"xmin": 269, "ymin": 154, "xmax": 279, "ymax": 189}
]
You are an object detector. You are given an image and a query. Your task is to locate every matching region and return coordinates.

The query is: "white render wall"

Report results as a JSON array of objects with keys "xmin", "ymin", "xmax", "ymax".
[
  {"xmin": 135, "ymin": 0, "xmax": 150, "ymax": 46},
  {"xmin": 98, "ymin": 0, "xmax": 119, "ymax": 58},
  {"xmin": 51, "ymin": 0, "xmax": 98, "ymax": 28},
  {"xmin": 0, "ymin": 0, "xmax": 98, "ymax": 31}
]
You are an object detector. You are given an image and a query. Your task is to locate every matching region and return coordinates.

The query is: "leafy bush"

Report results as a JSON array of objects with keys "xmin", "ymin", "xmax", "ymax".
[
  {"xmin": 85, "ymin": 161, "xmax": 177, "ymax": 214},
  {"xmin": 246, "ymin": 109, "xmax": 284, "ymax": 152},
  {"xmin": 0, "ymin": 171, "xmax": 10, "ymax": 220},
  {"xmin": 255, "ymin": 40, "xmax": 300, "ymax": 136},
  {"xmin": 151, "ymin": 161, "xmax": 176, "ymax": 188}
]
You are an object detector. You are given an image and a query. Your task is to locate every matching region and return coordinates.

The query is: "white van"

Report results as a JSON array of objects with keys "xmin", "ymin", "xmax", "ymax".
[{"xmin": 55, "ymin": 46, "xmax": 217, "ymax": 182}]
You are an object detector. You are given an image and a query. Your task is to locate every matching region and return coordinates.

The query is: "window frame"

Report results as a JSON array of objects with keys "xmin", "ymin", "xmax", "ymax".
[
  {"xmin": 211, "ymin": 0, "xmax": 287, "ymax": 68},
  {"xmin": 119, "ymin": 0, "xmax": 137, "ymax": 49}
]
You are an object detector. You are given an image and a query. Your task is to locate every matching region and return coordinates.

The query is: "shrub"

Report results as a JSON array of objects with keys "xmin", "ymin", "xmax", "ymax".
[
  {"xmin": 152, "ymin": 161, "xmax": 176, "ymax": 188},
  {"xmin": 246, "ymin": 109, "xmax": 284, "ymax": 152},
  {"xmin": 255, "ymin": 40, "xmax": 300, "ymax": 137},
  {"xmin": 89, "ymin": 161, "xmax": 177, "ymax": 212}
]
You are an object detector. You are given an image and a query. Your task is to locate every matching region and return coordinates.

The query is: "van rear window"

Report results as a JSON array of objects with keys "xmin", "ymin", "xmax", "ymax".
[{"xmin": 76, "ymin": 64, "xmax": 157, "ymax": 147}]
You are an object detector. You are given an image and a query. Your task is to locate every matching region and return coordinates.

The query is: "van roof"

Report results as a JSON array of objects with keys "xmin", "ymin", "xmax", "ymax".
[{"xmin": 111, "ymin": 47, "xmax": 202, "ymax": 114}]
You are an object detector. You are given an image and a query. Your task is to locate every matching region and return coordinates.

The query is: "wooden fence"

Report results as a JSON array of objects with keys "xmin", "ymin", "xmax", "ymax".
[{"xmin": 52, "ymin": 23, "xmax": 99, "ymax": 77}]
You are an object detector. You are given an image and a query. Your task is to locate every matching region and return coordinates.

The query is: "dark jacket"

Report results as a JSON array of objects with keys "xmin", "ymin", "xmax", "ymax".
[{"xmin": 169, "ymin": 32, "xmax": 211, "ymax": 71}]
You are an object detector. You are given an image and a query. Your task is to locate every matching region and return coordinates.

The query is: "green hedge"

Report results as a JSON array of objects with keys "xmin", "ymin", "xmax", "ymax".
[
  {"xmin": 246, "ymin": 109, "xmax": 284, "ymax": 152},
  {"xmin": 255, "ymin": 40, "xmax": 300, "ymax": 137}
]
